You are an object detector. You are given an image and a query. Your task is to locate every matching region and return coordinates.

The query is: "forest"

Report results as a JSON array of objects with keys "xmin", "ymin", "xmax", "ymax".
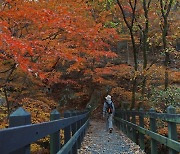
[{"xmin": 0, "ymin": 0, "xmax": 179, "ymax": 153}]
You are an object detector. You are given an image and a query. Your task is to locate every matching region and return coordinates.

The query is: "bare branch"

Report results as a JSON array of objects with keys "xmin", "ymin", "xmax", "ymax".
[
  {"xmin": 164, "ymin": 0, "xmax": 168, "ymax": 10},
  {"xmin": 5, "ymin": 63, "xmax": 16, "ymax": 83},
  {"xmin": 117, "ymin": 0, "xmax": 131, "ymax": 29},
  {"xmin": 147, "ymin": 0, "xmax": 152, "ymax": 9},
  {"xmin": 0, "ymin": 66, "xmax": 14, "ymax": 73},
  {"xmin": 165, "ymin": 0, "xmax": 174, "ymax": 17},
  {"xmin": 159, "ymin": 0, "xmax": 165, "ymax": 17},
  {"xmin": 131, "ymin": 0, "xmax": 137, "ymax": 27}
]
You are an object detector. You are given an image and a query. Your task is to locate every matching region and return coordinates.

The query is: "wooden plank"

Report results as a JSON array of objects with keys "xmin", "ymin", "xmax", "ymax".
[
  {"xmin": 57, "ymin": 120, "xmax": 89, "ymax": 154},
  {"xmin": 114, "ymin": 117, "xmax": 180, "ymax": 152},
  {"xmin": 0, "ymin": 113, "xmax": 88, "ymax": 153}
]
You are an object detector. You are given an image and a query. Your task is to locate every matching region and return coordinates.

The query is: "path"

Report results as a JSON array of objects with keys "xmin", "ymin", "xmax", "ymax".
[{"xmin": 78, "ymin": 120, "xmax": 145, "ymax": 154}]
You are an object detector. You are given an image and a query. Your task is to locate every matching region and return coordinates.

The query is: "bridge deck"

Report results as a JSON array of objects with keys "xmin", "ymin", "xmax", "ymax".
[{"xmin": 78, "ymin": 120, "xmax": 145, "ymax": 154}]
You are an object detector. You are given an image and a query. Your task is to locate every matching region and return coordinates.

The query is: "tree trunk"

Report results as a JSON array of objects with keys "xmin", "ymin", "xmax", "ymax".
[
  {"xmin": 3, "ymin": 88, "xmax": 10, "ymax": 118},
  {"xmin": 130, "ymin": 30, "xmax": 138, "ymax": 109},
  {"xmin": 131, "ymin": 77, "xmax": 137, "ymax": 109},
  {"xmin": 139, "ymin": 76, "xmax": 146, "ymax": 108},
  {"xmin": 117, "ymin": 0, "xmax": 138, "ymax": 109},
  {"xmin": 141, "ymin": 30, "xmax": 148, "ymax": 107},
  {"xmin": 163, "ymin": 19, "xmax": 170, "ymax": 90},
  {"xmin": 130, "ymin": 30, "xmax": 138, "ymax": 71},
  {"xmin": 159, "ymin": 0, "xmax": 174, "ymax": 90},
  {"xmin": 140, "ymin": 0, "xmax": 152, "ymax": 108},
  {"xmin": 165, "ymin": 69, "xmax": 169, "ymax": 90}
]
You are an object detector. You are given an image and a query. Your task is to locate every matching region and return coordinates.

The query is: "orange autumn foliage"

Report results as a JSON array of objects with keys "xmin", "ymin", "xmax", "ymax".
[{"xmin": 0, "ymin": 0, "xmax": 118, "ymax": 85}]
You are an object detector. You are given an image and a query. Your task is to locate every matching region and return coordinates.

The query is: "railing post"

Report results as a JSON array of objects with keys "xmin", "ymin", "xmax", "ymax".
[
  {"xmin": 124, "ymin": 110, "xmax": 128, "ymax": 134},
  {"xmin": 119, "ymin": 110, "xmax": 122, "ymax": 130},
  {"xmin": 167, "ymin": 106, "xmax": 178, "ymax": 154},
  {"xmin": 71, "ymin": 110, "xmax": 77, "ymax": 136},
  {"xmin": 131, "ymin": 109, "xmax": 137, "ymax": 143},
  {"xmin": 80, "ymin": 111, "xmax": 84, "ymax": 144},
  {"xmin": 123, "ymin": 110, "xmax": 126, "ymax": 133},
  {"xmin": 139, "ymin": 108, "xmax": 145, "ymax": 150},
  {"xmin": 123, "ymin": 110, "xmax": 126, "ymax": 134},
  {"xmin": 115, "ymin": 111, "xmax": 120, "ymax": 130},
  {"xmin": 121, "ymin": 110, "xmax": 125, "ymax": 133},
  {"xmin": 50, "ymin": 109, "xmax": 60, "ymax": 154},
  {"xmin": 121, "ymin": 110, "xmax": 124, "ymax": 131},
  {"xmin": 81, "ymin": 111, "xmax": 86, "ymax": 140},
  {"xmin": 64, "ymin": 110, "xmax": 72, "ymax": 144},
  {"xmin": 116, "ymin": 111, "xmax": 119, "ymax": 129},
  {"xmin": 85, "ymin": 110, "xmax": 89, "ymax": 131},
  {"xmin": 76, "ymin": 111, "xmax": 81, "ymax": 149},
  {"xmin": 149, "ymin": 108, "xmax": 158, "ymax": 154},
  {"xmin": 72, "ymin": 111, "xmax": 78, "ymax": 154},
  {"xmin": 114, "ymin": 110, "xmax": 117, "ymax": 126},
  {"xmin": 9, "ymin": 107, "xmax": 31, "ymax": 154},
  {"xmin": 126, "ymin": 111, "xmax": 131, "ymax": 138}
]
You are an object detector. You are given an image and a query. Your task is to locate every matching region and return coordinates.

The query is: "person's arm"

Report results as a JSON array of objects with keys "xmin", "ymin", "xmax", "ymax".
[
  {"xmin": 103, "ymin": 102, "xmax": 106, "ymax": 117},
  {"xmin": 112, "ymin": 102, "xmax": 115, "ymax": 115}
]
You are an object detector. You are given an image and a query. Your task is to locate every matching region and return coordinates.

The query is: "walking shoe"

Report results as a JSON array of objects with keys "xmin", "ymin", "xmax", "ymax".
[{"xmin": 109, "ymin": 128, "xmax": 113, "ymax": 133}]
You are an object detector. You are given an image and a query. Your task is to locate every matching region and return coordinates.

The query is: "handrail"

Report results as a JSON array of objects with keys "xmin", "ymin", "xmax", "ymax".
[
  {"xmin": 57, "ymin": 120, "xmax": 89, "ymax": 154},
  {"xmin": 115, "ymin": 117, "xmax": 180, "ymax": 152},
  {"xmin": 114, "ymin": 105, "xmax": 180, "ymax": 154},
  {"xmin": 121, "ymin": 110, "xmax": 180, "ymax": 123},
  {"xmin": 0, "ymin": 107, "xmax": 89, "ymax": 154}
]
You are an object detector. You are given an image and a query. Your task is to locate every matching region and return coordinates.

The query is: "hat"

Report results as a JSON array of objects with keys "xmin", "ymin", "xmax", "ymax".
[{"xmin": 105, "ymin": 95, "xmax": 111, "ymax": 101}]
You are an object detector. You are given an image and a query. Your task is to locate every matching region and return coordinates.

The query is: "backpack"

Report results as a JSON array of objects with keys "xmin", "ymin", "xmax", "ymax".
[{"xmin": 106, "ymin": 101, "xmax": 113, "ymax": 114}]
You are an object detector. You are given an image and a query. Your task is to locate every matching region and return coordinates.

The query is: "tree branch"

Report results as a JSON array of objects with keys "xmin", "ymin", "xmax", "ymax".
[
  {"xmin": 147, "ymin": 0, "xmax": 152, "ymax": 9},
  {"xmin": 159, "ymin": 0, "xmax": 165, "ymax": 17},
  {"xmin": 165, "ymin": 0, "xmax": 174, "ymax": 17},
  {"xmin": 117, "ymin": 0, "xmax": 131, "ymax": 29},
  {"xmin": 0, "ymin": 66, "xmax": 14, "ymax": 73},
  {"xmin": 5, "ymin": 63, "xmax": 16, "ymax": 83}
]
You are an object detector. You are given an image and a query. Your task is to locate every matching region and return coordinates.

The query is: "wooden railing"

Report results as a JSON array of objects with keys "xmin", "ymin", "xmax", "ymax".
[
  {"xmin": 0, "ymin": 107, "xmax": 89, "ymax": 154},
  {"xmin": 114, "ymin": 105, "xmax": 180, "ymax": 154}
]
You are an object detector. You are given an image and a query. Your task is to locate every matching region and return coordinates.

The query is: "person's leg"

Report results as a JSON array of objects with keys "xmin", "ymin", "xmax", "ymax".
[
  {"xmin": 108, "ymin": 114, "xmax": 113, "ymax": 132},
  {"xmin": 106, "ymin": 114, "xmax": 109, "ymax": 131}
]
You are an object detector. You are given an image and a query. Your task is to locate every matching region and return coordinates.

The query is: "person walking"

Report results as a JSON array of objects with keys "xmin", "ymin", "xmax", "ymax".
[{"xmin": 103, "ymin": 95, "xmax": 115, "ymax": 133}]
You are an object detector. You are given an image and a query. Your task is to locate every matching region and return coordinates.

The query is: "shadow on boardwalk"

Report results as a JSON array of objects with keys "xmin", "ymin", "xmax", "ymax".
[{"xmin": 78, "ymin": 120, "xmax": 145, "ymax": 154}]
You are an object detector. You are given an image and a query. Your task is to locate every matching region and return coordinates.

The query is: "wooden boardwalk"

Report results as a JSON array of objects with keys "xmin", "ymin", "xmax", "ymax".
[{"xmin": 78, "ymin": 120, "xmax": 145, "ymax": 154}]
